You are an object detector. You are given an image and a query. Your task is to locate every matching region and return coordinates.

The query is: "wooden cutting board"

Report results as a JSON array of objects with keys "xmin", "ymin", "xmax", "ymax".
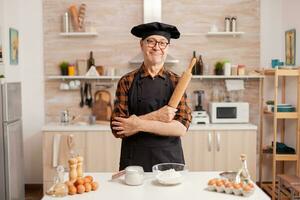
[{"xmin": 92, "ymin": 90, "xmax": 112, "ymax": 121}]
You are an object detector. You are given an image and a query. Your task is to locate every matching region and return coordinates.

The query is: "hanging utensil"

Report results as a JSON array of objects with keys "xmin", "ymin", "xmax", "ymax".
[
  {"xmin": 84, "ymin": 82, "xmax": 89, "ymax": 106},
  {"xmin": 88, "ymin": 83, "xmax": 93, "ymax": 108},
  {"xmin": 79, "ymin": 84, "xmax": 84, "ymax": 107}
]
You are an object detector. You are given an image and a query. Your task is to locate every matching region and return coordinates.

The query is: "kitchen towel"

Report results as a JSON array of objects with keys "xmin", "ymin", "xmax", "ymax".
[{"xmin": 225, "ymin": 80, "xmax": 244, "ymax": 91}]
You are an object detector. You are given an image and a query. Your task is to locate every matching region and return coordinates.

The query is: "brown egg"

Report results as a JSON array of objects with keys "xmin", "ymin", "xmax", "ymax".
[
  {"xmin": 248, "ymin": 182, "xmax": 254, "ymax": 188},
  {"xmin": 68, "ymin": 185, "xmax": 77, "ymax": 195},
  {"xmin": 85, "ymin": 175, "xmax": 93, "ymax": 183},
  {"xmin": 208, "ymin": 179, "xmax": 217, "ymax": 185},
  {"xmin": 84, "ymin": 182, "xmax": 92, "ymax": 192},
  {"xmin": 216, "ymin": 180, "xmax": 224, "ymax": 187},
  {"xmin": 84, "ymin": 177, "xmax": 91, "ymax": 183},
  {"xmin": 75, "ymin": 178, "xmax": 85, "ymax": 186},
  {"xmin": 225, "ymin": 182, "xmax": 233, "ymax": 188},
  {"xmin": 233, "ymin": 183, "xmax": 241, "ymax": 189},
  {"xmin": 65, "ymin": 181, "xmax": 74, "ymax": 187},
  {"xmin": 91, "ymin": 182, "xmax": 99, "ymax": 191},
  {"xmin": 243, "ymin": 185, "xmax": 252, "ymax": 192},
  {"xmin": 77, "ymin": 185, "xmax": 85, "ymax": 194}
]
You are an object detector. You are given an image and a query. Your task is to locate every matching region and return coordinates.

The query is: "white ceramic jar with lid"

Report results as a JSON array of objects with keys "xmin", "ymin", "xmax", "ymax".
[{"xmin": 125, "ymin": 166, "xmax": 144, "ymax": 186}]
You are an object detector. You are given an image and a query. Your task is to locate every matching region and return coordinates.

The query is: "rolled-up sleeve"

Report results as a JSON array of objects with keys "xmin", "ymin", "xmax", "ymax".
[
  {"xmin": 110, "ymin": 77, "xmax": 130, "ymax": 138},
  {"xmin": 174, "ymin": 92, "xmax": 192, "ymax": 130}
]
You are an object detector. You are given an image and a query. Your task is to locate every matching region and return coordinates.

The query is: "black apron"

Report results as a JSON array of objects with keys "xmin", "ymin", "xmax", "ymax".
[{"xmin": 119, "ymin": 70, "xmax": 185, "ymax": 172}]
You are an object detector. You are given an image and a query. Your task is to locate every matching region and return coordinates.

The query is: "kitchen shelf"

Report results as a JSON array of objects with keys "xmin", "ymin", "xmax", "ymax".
[
  {"xmin": 263, "ymin": 110, "xmax": 298, "ymax": 119},
  {"xmin": 47, "ymin": 75, "xmax": 121, "ymax": 80},
  {"xmin": 192, "ymin": 75, "xmax": 264, "ymax": 79},
  {"xmin": 206, "ymin": 31, "xmax": 245, "ymax": 37},
  {"xmin": 59, "ymin": 32, "xmax": 98, "ymax": 37},
  {"xmin": 264, "ymin": 68, "xmax": 299, "ymax": 76},
  {"xmin": 259, "ymin": 68, "xmax": 300, "ymax": 200}
]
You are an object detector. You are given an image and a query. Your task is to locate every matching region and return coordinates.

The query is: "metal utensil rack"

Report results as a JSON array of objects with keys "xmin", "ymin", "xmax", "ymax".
[{"xmin": 259, "ymin": 68, "xmax": 300, "ymax": 200}]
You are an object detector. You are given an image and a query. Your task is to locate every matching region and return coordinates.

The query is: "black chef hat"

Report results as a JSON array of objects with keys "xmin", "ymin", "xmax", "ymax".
[{"xmin": 131, "ymin": 22, "xmax": 180, "ymax": 42}]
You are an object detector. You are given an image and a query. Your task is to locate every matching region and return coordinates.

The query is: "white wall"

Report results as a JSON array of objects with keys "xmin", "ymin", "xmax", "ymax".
[
  {"xmin": 1, "ymin": 0, "xmax": 44, "ymax": 183},
  {"xmin": 260, "ymin": 0, "xmax": 283, "ymax": 67},
  {"xmin": 20, "ymin": 0, "xmax": 44, "ymax": 183}
]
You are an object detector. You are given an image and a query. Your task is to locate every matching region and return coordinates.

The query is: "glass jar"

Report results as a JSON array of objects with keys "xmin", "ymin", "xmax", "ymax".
[{"xmin": 124, "ymin": 166, "xmax": 144, "ymax": 186}]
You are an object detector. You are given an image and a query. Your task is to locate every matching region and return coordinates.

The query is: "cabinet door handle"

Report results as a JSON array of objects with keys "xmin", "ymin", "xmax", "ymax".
[
  {"xmin": 216, "ymin": 132, "xmax": 221, "ymax": 152},
  {"xmin": 208, "ymin": 132, "xmax": 212, "ymax": 152},
  {"xmin": 52, "ymin": 134, "xmax": 61, "ymax": 168}
]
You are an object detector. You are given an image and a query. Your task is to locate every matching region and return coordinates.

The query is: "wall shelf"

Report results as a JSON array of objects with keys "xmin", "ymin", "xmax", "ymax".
[
  {"xmin": 206, "ymin": 31, "xmax": 245, "ymax": 37},
  {"xmin": 47, "ymin": 75, "xmax": 121, "ymax": 80},
  {"xmin": 191, "ymin": 75, "xmax": 264, "ymax": 79},
  {"xmin": 47, "ymin": 75, "xmax": 264, "ymax": 81},
  {"xmin": 59, "ymin": 32, "xmax": 98, "ymax": 37}
]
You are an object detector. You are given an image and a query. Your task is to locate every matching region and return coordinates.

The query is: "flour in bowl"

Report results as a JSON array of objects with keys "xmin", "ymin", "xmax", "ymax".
[{"xmin": 156, "ymin": 169, "xmax": 183, "ymax": 185}]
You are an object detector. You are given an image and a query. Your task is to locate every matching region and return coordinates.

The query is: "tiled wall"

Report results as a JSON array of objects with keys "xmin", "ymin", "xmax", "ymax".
[{"xmin": 43, "ymin": 0, "xmax": 260, "ymax": 124}]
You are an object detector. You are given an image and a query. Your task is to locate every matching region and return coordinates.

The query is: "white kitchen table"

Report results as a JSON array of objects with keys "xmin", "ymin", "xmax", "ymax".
[{"xmin": 42, "ymin": 172, "xmax": 270, "ymax": 200}]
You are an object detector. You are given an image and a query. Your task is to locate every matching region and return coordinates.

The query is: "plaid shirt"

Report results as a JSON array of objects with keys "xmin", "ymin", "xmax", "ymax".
[{"xmin": 111, "ymin": 64, "xmax": 192, "ymax": 138}]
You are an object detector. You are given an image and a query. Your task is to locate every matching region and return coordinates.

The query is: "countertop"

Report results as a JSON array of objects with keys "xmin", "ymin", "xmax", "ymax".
[
  {"xmin": 42, "ymin": 123, "xmax": 257, "ymax": 132},
  {"xmin": 41, "ymin": 172, "xmax": 270, "ymax": 200}
]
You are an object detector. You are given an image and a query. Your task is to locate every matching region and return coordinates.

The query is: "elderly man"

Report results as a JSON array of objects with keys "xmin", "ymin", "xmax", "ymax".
[{"xmin": 111, "ymin": 22, "xmax": 192, "ymax": 172}]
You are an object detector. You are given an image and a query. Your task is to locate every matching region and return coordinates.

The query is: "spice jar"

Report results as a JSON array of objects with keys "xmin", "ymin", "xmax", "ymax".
[
  {"xmin": 225, "ymin": 16, "xmax": 231, "ymax": 32},
  {"xmin": 231, "ymin": 16, "xmax": 237, "ymax": 32},
  {"xmin": 237, "ymin": 64, "xmax": 245, "ymax": 75},
  {"xmin": 125, "ymin": 166, "xmax": 144, "ymax": 186},
  {"xmin": 68, "ymin": 65, "xmax": 76, "ymax": 76}
]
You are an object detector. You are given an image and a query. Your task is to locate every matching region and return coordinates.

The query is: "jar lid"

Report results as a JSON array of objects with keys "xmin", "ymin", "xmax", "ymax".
[{"xmin": 125, "ymin": 166, "xmax": 144, "ymax": 174}]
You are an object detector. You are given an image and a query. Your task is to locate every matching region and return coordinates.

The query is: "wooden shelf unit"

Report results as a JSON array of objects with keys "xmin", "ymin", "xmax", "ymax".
[{"xmin": 259, "ymin": 68, "xmax": 300, "ymax": 200}]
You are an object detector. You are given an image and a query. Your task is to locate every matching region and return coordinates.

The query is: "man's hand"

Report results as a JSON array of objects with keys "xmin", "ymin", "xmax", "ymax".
[
  {"xmin": 154, "ymin": 105, "xmax": 177, "ymax": 123},
  {"xmin": 111, "ymin": 115, "xmax": 141, "ymax": 137}
]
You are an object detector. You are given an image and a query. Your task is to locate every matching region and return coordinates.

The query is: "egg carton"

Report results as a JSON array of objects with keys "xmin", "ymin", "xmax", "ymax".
[{"xmin": 207, "ymin": 178, "xmax": 255, "ymax": 197}]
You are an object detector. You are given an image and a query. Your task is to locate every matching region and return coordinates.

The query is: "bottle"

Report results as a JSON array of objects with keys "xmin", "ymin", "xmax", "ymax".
[
  {"xmin": 87, "ymin": 51, "xmax": 95, "ymax": 71},
  {"xmin": 192, "ymin": 51, "xmax": 198, "ymax": 75},
  {"xmin": 236, "ymin": 154, "xmax": 251, "ymax": 184},
  {"xmin": 62, "ymin": 12, "xmax": 70, "ymax": 33},
  {"xmin": 46, "ymin": 165, "xmax": 68, "ymax": 197},
  {"xmin": 198, "ymin": 55, "xmax": 204, "ymax": 75},
  {"xmin": 192, "ymin": 51, "xmax": 200, "ymax": 75},
  {"xmin": 231, "ymin": 16, "xmax": 237, "ymax": 32},
  {"xmin": 225, "ymin": 16, "xmax": 231, "ymax": 32}
]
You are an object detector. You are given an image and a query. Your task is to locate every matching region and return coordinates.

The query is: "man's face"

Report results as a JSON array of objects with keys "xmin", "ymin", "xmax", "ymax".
[{"xmin": 140, "ymin": 35, "xmax": 169, "ymax": 65}]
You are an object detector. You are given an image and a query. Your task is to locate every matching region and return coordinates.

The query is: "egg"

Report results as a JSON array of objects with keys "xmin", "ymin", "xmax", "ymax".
[
  {"xmin": 84, "ymin": 177, "xmax": 91, "ymax": 183},
  {"xmin": 77, "ymin": 185, "xmax": 85, "ymax": 194},
  {"xmin": 91, "ymin": 182, "xmax": 99, "ymax": 191},
  {"xmin": 216, "ymin": 180, "xmax": 224, "ymax": 187},
  {"xmin": 85, "ymin": 175, "xmax": 94, "ymax": 183},
  {"xmin": 84, "ymin": 182, "xmax": 92, "ymax": 192},
  {"xmin": 65, "ymin": 181, "xmax": 74, "ymax": 187},
  {"xmin": 208, "ymin": 179, "xmax": 217, "ymax": 185},
  {"xmin": 75, "ymin": 178, "xmax": 85, "ymax": 186},
  {"xmin": 68, "ymin": 185, "xmax": 77, "ymax": 195},
  {"xmin": 233, "ymin": 183, "xmax": 241, "ymax": 189},
  {"xmin": 243, "ymin": 185, "xmax": 252, "ymax": 192},
  {"xmin": 225, "ymin": 182, "xmax": 233, "ymax": 188},
  {"xmin": 248, "ymin": 182, "xmax": 254, "ymax": 188}
]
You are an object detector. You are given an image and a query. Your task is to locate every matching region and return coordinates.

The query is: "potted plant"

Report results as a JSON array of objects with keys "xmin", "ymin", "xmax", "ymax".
[
  {"xmin": 59, "ymin": 61, "xmax": 69, "ymax": 76},
  {"xmin": 214, "ymin": 61, "xmax": 224, "ymax": 75}
]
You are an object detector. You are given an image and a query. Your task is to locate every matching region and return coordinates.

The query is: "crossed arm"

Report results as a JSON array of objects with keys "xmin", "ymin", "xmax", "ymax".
[{"xmin": 111, "ymin": 106, "xmax": 187, "ymax": 138}]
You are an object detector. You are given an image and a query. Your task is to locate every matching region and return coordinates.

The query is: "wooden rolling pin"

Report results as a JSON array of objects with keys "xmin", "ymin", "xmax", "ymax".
[{"xmin": 168, "ymin": 58, "xmax": 197, "ymax": 108}]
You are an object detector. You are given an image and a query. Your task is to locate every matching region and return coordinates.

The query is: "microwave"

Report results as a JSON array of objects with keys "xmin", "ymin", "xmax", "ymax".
[{"xmin": 209, "ymin": 102, "xmax": 249, "ymax": 123}]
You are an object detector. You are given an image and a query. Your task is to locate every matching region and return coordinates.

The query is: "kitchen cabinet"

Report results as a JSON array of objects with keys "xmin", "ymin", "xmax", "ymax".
[
  {"xmin": 85, "ymin": 131, "xmax": 121, "ymax": 172},
  {"xmin": 43, "ymin": 131, "xmax": 121, "ymax": 192},
  {"xmin": 182, "ymin": 130, "xmax": 257, "ymax": 181}
]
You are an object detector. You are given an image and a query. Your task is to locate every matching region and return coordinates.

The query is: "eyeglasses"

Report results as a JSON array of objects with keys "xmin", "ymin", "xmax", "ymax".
[{"xmin": 145, "ymin": 38, "xmax": 169, "ymax": 49}]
